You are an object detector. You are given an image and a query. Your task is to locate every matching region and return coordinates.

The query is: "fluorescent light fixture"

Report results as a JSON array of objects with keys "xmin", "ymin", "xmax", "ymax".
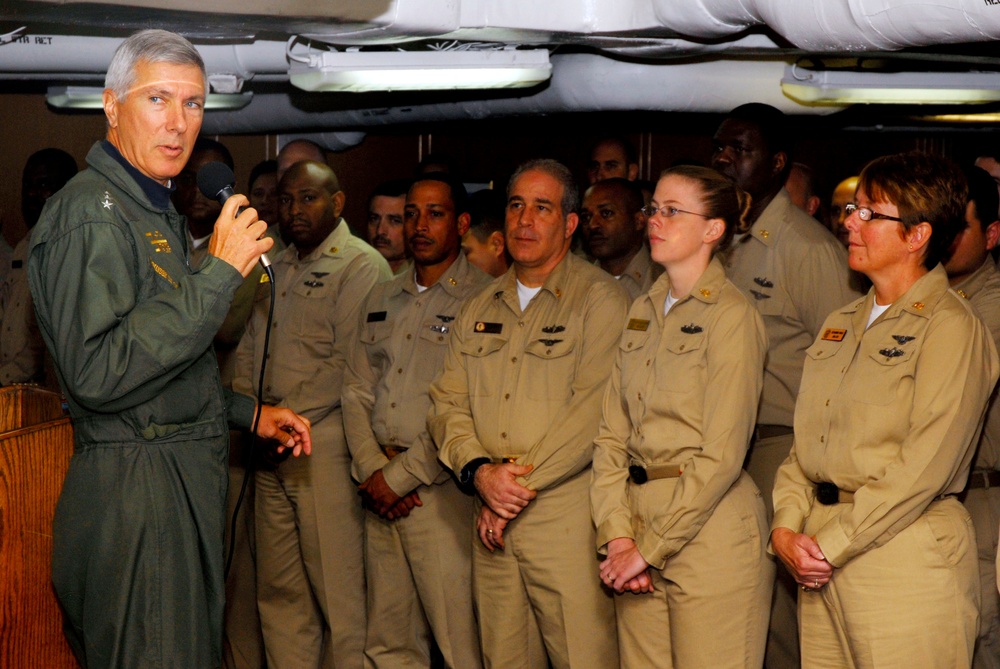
[
  {"xmin": 46, "ymin": 86, "xmax": 253, "ymax": 110},
  {"xmin": 915, "ymin": 113, "xmax": 1000, "ymax": 124},
  {"xmin": 288, "ymin": 49, "xmax": 551, "ymax": 93},
  {"xmin": 781, "ymin": 65, "xmax": 1000, "ymax": 106}
]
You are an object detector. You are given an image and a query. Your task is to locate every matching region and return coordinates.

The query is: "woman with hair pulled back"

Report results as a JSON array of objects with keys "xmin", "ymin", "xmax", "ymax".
[{"xmin": 591, "ymin": 165, "xmax": 774, "ymax": 667}]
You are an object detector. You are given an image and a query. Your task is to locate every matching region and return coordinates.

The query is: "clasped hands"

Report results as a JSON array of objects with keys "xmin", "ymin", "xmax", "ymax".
[
  {"xmin": 474, "ymin": 462, "xmax": 536, "ymax": 551},
  {"xmin": 770, "ymin": 527, "xmax": 834, "ymax": 591},
  {"xmin": 359, "ymin": 469, "xmax": 422, "ymax": 520}
]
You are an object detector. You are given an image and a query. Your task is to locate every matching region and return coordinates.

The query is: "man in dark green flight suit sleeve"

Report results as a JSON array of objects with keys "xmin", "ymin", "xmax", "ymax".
[{"xmin": 27, "ymin": 29, "xmax": 311, "ymax": 669}]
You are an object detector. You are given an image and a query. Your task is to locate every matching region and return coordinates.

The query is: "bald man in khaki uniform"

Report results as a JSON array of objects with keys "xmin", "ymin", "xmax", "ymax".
[
  {"xmin": 234, "ymin": 161, "xmax": 391, "ymax": 669},
  {"xmin": 712, "ymin": 104, "xmax": 862, "ymax": 668},
  {"xmin": 948, "ymin": 167, "xmax": 1000, "ymax": 669},
  {"xmin": 342, "ymin": 175, "xmax": 490, "ymax": 668},
  {"xmin": 430, "ymin": 159, "xmax": 627, "ymax": 669}
]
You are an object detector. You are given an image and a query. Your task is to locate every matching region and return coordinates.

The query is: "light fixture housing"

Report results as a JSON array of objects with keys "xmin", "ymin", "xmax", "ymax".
[
  {"xmin": 46, "ymin": 86, "xmax": 253, "ymax": 110},
  {"xmin": 288, "ymin": 49, "xmax": 552, "ymax": 93},
  {"xmin": 781, "ymin": 65, "xmax": 1000, "ymax": 106}
]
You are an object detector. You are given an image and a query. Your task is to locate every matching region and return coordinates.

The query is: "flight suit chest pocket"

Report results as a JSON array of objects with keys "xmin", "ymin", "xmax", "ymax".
[
  {"xmin": 656, "ymin": 332, "xmax": 705, "ymax": 391},
  {"xmin": 523, "ymin": 336, "xmax": 578, "ymax": 400},
  {"xmin": 460, "ymin": 334, "xmax": 509, "ymax": 397}
]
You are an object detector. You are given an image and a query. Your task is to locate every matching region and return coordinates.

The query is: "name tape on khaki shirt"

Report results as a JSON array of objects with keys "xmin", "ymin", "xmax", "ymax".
[
  {"xmin": 627, "ymin": 318, "xmax": 650, "ymax": 331},
  {"xmin": 821, "ymin": 328, "xmax": 847, "ymax": 342},
  {"xmin": 474, "ymin": 321, "xmax": 503, "ymax": 334}
]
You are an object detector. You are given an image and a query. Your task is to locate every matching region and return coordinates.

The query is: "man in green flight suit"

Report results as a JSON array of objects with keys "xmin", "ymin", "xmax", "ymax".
[{"xmin": 27, "ymin": 29, "xmax": 311, "ymax": 669}]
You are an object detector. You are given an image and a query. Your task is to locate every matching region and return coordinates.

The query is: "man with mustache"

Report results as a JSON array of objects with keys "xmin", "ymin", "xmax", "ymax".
[
  {"xmin": 234, "ymin": 160, "xmax": 391, "ymax": 669},
  {"xmin": 367, "ymin": 178, "xmax": 411, "ymax": 275},
  {"xmin": 430, "ymin": 158, "xmax": 627, "ymax": 669},
  {"xmin": 711, "ymin": 103, "xmax": 861, "ymax": 669},
  {"xmin": 580, "ymin": 177, "xmax": 660, "ymax": 303},
  {"xmin": 343, "ymin": 173, "xmax": 490, "ymax": 668}
]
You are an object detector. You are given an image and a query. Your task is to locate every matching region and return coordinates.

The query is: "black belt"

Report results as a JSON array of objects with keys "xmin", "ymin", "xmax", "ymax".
[
  {"xmin": 629, "ymin": 463, "xmax": 682, "ymax": 485},
  {"xmin": 816, "ymin": 482, "xmax": 854, "ymax": 505},
  {"xmin": 967, "ymin": 470, "xmax": 1000, "ymax": 491}
]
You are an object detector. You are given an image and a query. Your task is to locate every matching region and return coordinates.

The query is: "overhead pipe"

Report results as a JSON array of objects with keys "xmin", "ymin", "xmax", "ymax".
[
  {"xmin": 653, "ymin": 0, "xmax": 1000, "ymax": 52},
  {"xmin": 202, "ymin": 53, "xmax": 826, "ymax": 134}
]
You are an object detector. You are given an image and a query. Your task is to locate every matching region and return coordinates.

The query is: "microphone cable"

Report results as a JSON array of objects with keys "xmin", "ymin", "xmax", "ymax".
[{"xmin": 224, "ymin": 259, "xmax": 276, "ymax": 579}]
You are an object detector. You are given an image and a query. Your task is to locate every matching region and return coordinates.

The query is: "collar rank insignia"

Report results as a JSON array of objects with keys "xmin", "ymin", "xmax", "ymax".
[
  {"xmin": 474, "ymin": 321, "xmax": 503, "ymax": 334},
  {"xmin": 542, "ymin": 324, "xmax": 565, "ymax": 334},
  {"xmin": 681, "ymin": 323, "xmax": 703, "ymax": 334},
  {"xmin": 912, "ymin": 302, "xmax": 925, "ymax": 310},
  {"xmin": 753, "ymin": 277, "xmax": 774, "ymax": 288},
  {"xmin": 749, "ymin": 289, "xmax": 770, "ymax": 300},
  {"xmin": 436, "ymin": 314, "xmax": 455, "ymax": 323},
  {"xmin": 879, "ymin": 347, "xmax": 905, "ymax": 358},
  {"xmin": 430, "ymin": 324, "xmax": 450, "ymax": 334},
  {"xmin": 101, "ymin": 191, "xmax": 114, "ymax": 210},
  {"xmin": 822, "ymin": 328, "xmax": 846, "ymax": 342},
  {"xmin": 493, "ymin": 291, "xmax": 504, "ymax": 300},
  {"xmin": 539, "ymin": 338, "xmax": 562, "ymax": 346},
  {"xmin": 892, "ymin": 335, "xmax": 915, "ymax": 345},
  {"xmin": 627, "ymin": 318, "xmax": 649, "ymax": 331},
  {"xmin": 366, "ymin": 311, "xmax": 387, "ymax": 323}
]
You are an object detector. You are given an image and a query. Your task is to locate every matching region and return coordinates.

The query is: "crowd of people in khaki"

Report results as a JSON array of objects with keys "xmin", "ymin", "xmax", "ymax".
[{"xmin": 6, "ymin": 27, "xmax": 1000, "ymax": 669}]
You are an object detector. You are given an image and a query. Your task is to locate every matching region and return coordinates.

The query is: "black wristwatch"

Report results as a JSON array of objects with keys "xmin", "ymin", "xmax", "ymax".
[{"xmin": 458, "ymin": 457, "xmax": 491, "ymax": 495}]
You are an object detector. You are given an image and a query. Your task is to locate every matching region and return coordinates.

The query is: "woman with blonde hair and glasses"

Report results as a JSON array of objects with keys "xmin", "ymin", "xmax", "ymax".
[
  {"xmin": 771, "ymin": 152, "xmax": 998, "ymax": 668},
  {"xmin": 592, "ymin": 165, "xmax": 774, "ymax": 667}
]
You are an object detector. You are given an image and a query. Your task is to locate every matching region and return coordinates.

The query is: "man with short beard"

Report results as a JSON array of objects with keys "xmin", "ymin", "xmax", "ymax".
[
  {"xmin": 581, "ymin": 177, "xmax": 661, "ymax": 303},
  {"xmin": 235, "ymin": 160, "xmax": 391, "ymax": 669},
  {"xmin": 344, "ymin": 174, "xmax": 490, "ymax": 668}
]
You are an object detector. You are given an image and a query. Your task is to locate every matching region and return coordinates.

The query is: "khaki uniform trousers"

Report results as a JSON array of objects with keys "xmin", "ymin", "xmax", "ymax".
[
  {"xmin": 745, "ymin": 432, "xmax": 799, "ymax": 669},
  {"xmin": 616, "ymin": 472, "xmax": 773, "ymax": 668},
  {"xmin": 256, "ymin": 413, "xmax": 366, "ymax": 669},
  {"xmin": 224, "ymin": 433, "xmax": 265, "ymax": 669},
  {"xmin": 800, "ymin": 497, "xmax": 979, "ymax": 669},
  {"xmin": 964, "ymin": 486, "xmax": 1000, "ymax": 669},
  {"xmin": 364, "ymin": 478, "xmax": 482, "ymax": 669},
  {"xmin": 473, "ymin": 470, "xmax": 618, "ymax": 669}
]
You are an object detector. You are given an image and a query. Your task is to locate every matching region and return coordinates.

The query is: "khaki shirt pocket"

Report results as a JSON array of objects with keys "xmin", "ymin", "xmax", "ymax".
[
  {"xmin": 289, "ymin": 281, "xmax": 335, "ymax": 356},
  {"xmin": 752, "ymin": 290, "xmax": 788, "ymax": 318},
  {"xmin": 460, "ymin": 333, "xmax": 508, "ymax": 397},
  {"xmin": 656, "ymin": 333, "xmax": 705, "ymax": 392},
  {"xmin": 362, "ymin": 321, "xmax": 393, "ymax": 369},
  {"xmin": 849, "ymin": 346, "xmax": 916, "ymax": 407},
  {"xmin": 523, "ymin": 336, "xmax": 578, "ymax": 401},
  {"xmin": 418, "ymin": 321, "xmax": 452, "ymax": 347}
]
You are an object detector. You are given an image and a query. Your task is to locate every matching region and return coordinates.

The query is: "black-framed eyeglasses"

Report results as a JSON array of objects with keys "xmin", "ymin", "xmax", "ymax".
[
  {"xmin": 641, "ymin": 204, "xmax": 710, "ymax": 219},
  {"xmin": 844, "ymin": 202, "xmax": 902, "ymax": 223}
]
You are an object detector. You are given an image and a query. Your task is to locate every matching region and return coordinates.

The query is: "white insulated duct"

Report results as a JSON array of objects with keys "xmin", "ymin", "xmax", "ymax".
[
  {"xmin": 653, "ymin": 0, "xmax": 1000, "ymax": 52},
  {"xmin": 201, "ymin": 53, "xmax": 819, "ymax": 134}
]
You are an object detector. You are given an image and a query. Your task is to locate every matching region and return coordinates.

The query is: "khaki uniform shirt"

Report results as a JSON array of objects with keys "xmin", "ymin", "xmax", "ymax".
[
  {"xmin": 613, "ymin": 246, "xmax": 663, "ymax": 304},
  {"xmin": 233, "ymin": 220, "xmax": 391, "ymax": 428},
  {"xmin": 342, "ymin": 253, "xmax": 491, "ymax": 496},
  {"xmin": 0, "ymin": 237, "xmax": 45, "ymax": 384},
  {"xmin": 592, "ymin": 257, "xmax": 766, "ymax": 568},
  {"xmin": 727, "ymin": 188, "xmax": 862, "ymax": 427},
  {"xmin": 771, "ymin": 266, "xmax": 999, "ymax": 568},
  {"xmin": 430, "ymin": 252, "xmax": 629, "ymax": 491},
  {"xmin": 954, "ymin": 257, "xmax": 1000, "ymax": 472}
]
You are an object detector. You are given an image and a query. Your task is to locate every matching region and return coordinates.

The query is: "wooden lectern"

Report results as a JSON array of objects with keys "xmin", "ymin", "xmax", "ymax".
[{"xmin": 0, "ymin": 385, "xmax": 78, "ymax": 667}]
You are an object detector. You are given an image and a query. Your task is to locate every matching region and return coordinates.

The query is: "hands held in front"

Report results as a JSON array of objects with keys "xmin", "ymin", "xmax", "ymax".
[
  {"xmin": 477, "ymin": 505, "xmax": 509, "ymax": 552},
  {"xmin": 255, "ymin": 405, "xmax": 311, "ymax": 457},
  {"xmin": 600, "ymin": 537, "xmax": 653, "ymax": 594},
  {"xmin": 359, "ymin": 469, "xmax": 423, "ymax": 520},
  {"xmin": 474, "ymin": 462, "xmax": 537, "ymax": 520},
  {"xmin": 208, "ymin": 195, "xmax": 274, "ymax": 278},
  {"xmin": 770, "ymin": 527, "xmax": 834, "ymax": 590}
]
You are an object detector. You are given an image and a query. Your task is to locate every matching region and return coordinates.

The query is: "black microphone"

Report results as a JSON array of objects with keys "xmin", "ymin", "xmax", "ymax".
[{"xmin": 196, "ymin": 161, "xmax": 271, "ymax": 270}]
